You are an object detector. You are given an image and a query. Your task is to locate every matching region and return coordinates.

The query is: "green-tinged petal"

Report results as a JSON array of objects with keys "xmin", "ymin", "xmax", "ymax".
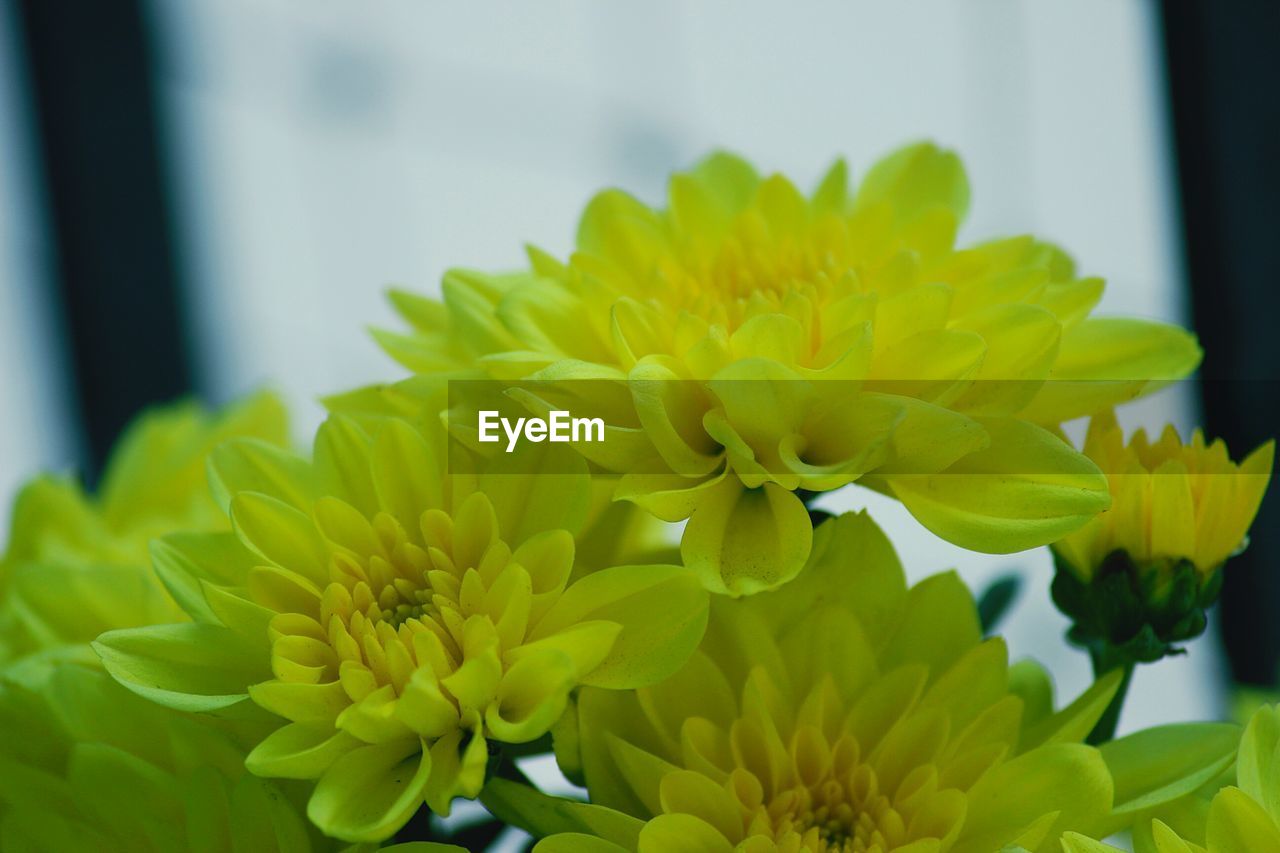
[
  {"xmin": 245, "ymin": 722, "xmax": 360, "ymax": 779},
  {"xmin": 8, "ymin": 561, "xmax": 184, "ymax": 651},
  {"xmin": 950, "ymin": 303, "xmax": 1060, "ymax": 416},
  {"xmin": 224, "ymin": 772, "xmax": 313, "ymax": 853},
  {"xmin": 1140, "ymin": 821, "xmax": 1203, "ymax": 853},
  {"xmin": 576, "ymin": 688, "xmax": 668, "ymax": 817},
  {"xmin": 370, "ymin": 417, "xmax": 445, "ymax": 533},
  {"xmin": 888, "ymin": 418, "xmax": 1110, "ymax": 553},
  {"xmin": 956, "ymin": 743, "xmax": 1112, "ymax": 853},
  {"xmin": 637, "ymin": 813, "xmax": 734, "ymax": 853},
  {"xmin": 472, "ymin": 442, "xmax": 592, "ymax": 544},
  {"xmin": 1236, "ymin": 704, "xmax": 1280, "ymax": 817},
  {"xmin": 485, "ymin": 650, "xmax": 576, "ymax": 742},
  {"xmin": 150, "ymin": 531, "xmax": 257, "ymax": 624},
  {"xmin": 687, "ymin": 150, "xmax": 760, "ymax": 219},
  {"xmin": 882, "ymin": 571, "xmax": 980, "ymax": 676},
  {"xmin": 1101, "ymin": 723, "xmax": 1240, "ymax": 819},
  {"xmin": 314, "ymin": 415, "xmax": 379, "ymax": 517},
  {"xmin": 249, "ymin": 679, "xmax": 352, "ymax": 725},
  {"xmin": 481, "ymin": 777, "xmax": 644, "ymax": 848},
  {"xmin": 636, "ymin": 649, "xmax": 737, "ymax": 742},
  {"xmin": 613, "ymin": 469, "xmax": 729, "ymax": 523},
  {"xmin": 230, "ymin": 492, "xmax": 331, "ymax": 585},
  {"xmin": 95, "ymin": 390, "xmax": 288, "ymax": 525},
  {"xmin": 208, "ymin": 437, "xmax": 317, "ymax": 515},
  {"xmin": 1021, "ymin": 318, "xmax": 1202, "ymax": 423},
  {"xmin": 308, "ymin": 738, "xmax": 431, "ymax": 842},
  {"xmin": 532, "ymin": 565, "xmax": 708, "ymax": 689},
  {"xmin": 423, "ymin": 729, "xmax": 488, "ymax": 815},
  {"xmin": 853, "ymin": 141, "xmax": 970, "ymax": 227},
  {"xmin": 1206, "ymin": 786, "xmax": 1280, "ymax": 852},
  {"xmin": 1060, "ymin": 833, "xmax": 1122, "ymax": 852},
  {"xmin": 1021, "ymin": 669, "xmax": 1123, "ymax": 750},
  {"xmin": 1008, "ymin": 659, "xmax": 1055, "ymax": 732},
  {"xmin": 660, "ymin": 770, "xmax": 743, "ymax": 842},
  {"xmin": 867, "ymin": 393, "xmax": 988, "ymax": 476},
  {"xmin": 534, "ymin": 834, "xmax": 630, "ymax": 853},
  {"xmin": 94, "ymin": 624, "xmax": 268, "ymax": 711},
  {"xmin": 68, "ymin": 743, "xmax": 185, "ymax": 851},
  {"xmin": 681, "ymin": 480, "xmax": 813, "ymax": 596},
  {"xmin": 755, "ymin": 511, "xmax": 907, "ymax": 646}
]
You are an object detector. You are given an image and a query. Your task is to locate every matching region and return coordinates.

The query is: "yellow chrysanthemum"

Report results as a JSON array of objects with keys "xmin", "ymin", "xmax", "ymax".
[
  {"xmin": 1049, "ymin": 412, "xmax": 1273, "ymax": 674},
  {"xmin": 0, "ymin": 660, "xmax": 329, "ymax": 853},
  {"xmin": 95, "ymin": 411, "xmax": 708, "ymax": 842},
  {"xmin": 489, "ymin": 513, "xmax": 1125, "ymax": 853},
  {"xmin": 0, "ymin": 392, "xmax": 288, "ymax": 663},
  {"xmin": 0, "ymin": 393, "xmax": 359, "ymax": 852},
  {"xmin": 1054, "ymin": 411, "xmax": 1273, "ymax": 580},
  {"xmin": 1061, "ymin": 705, "xmax": 1280, "ymax": 853},
  {"xmin": 377, "ymin": 143, "xmax": 1201, "ymax": 594}
]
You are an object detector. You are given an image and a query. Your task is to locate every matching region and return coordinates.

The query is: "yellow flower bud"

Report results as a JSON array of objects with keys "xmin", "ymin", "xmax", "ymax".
[{"xmin": 1055, "ymin": 410, "xmax": 1273, "ymax": 581}]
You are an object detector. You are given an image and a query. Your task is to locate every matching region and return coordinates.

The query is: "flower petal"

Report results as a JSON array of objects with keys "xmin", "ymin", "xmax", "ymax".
[
  {"xmin": 887, "ymin": 418, "xmax": 1110, "ymax": 553},
  {"xmin": 93, "ymin": 624, "xmax": 267, "ymax": 712},
  {"xmin": 532, "ymin": 565, "xmax": 708, "ymax": 690},
  {"xmin": 307, "ymin": 738, "xmax": 431, "ymax": 842},
  {"xmin": 681, "ymin": 480, "xmax": 813, "ymax": 596}
]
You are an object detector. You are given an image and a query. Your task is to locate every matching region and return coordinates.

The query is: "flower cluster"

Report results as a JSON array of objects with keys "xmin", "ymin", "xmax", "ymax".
[
  {"xmin": 0, "ymin": 144, "xmax": 1272, "ymax": 852},
  {"xmin": 376, "ymin": 145, "xmax": 1200, "ymax": 595}
]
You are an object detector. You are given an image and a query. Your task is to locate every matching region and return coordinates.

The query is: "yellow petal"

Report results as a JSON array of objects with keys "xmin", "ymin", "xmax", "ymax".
[
  {"xmin": 637, "ymin": 813, "xmax": 734, "ymax": 853},
  {"xmin": 1099, "ymin": 722, "xmax": 1238, "ymax": 822},
  {"xmin": 307, "ymin": 737, "xmax": 431, "ymax": 842},
  {"xmin": 888, "ymin": 418, "xmax": 1110, "ymax": 553},
  {"xmin": 1206, "ymin": 786, "xmax": 1280, "ymax": 853},
  {"xmin": 1021, "ymin": 318, "xmax": 1202, "ymax": 423},
  {"xmin": 245, "ymin": 723, "xmax": 360, "ymax": 780},
  {"xmin": 681, "ymin": 480, "xmax": 813, "ymax": 596},
  {"xmin": 532, "ymin": 565, "xmax": 708, "ymax": 690},
  {"xmin": 957, "ymin": 743, "xmax": 1112, "ymax": 853}
]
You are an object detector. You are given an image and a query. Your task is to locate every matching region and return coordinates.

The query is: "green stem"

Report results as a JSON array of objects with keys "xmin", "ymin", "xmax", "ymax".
[{"xmin": 1085, "ymin": 652, "xmax": 1135, "ymax": 745}]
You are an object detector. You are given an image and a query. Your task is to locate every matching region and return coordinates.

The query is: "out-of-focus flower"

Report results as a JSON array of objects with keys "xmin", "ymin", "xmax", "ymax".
[
  {"xmin": 0, "ymin": 658, "xmax": 324, "ymax": 852},
  {"xmin": 0, "ymin": 392, "xmax": 289, "ymax": 663},
  {"xmin": 1060, "ymin": 705, "xmax": 1280, "ymax": 853},
  {"xmin": 375, "ymin": 144, "xmax": 1200, "ymax": 595},
  {"xmin": 1052, "ymin": 412, "xmax": 1274, "ymax": 667},
  {"xmin": 491, "ymin": 513, "xmax": 1124, "ymax": 852},
  {"xmin": 95, "ymin": 412, "xmax": 708, "ymax": 843},
  {"xmin": 0, "ymin": 393, "xmax": 348, "ymax": 852}
]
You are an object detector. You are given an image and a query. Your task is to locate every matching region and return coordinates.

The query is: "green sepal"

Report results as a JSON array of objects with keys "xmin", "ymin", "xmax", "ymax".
[{"xmin": 1051, "ymin": 549, "xmax": 1221, "ymax": 667}]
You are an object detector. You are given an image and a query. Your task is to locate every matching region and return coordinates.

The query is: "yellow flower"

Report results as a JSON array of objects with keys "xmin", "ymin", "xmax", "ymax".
[
  {"xmin": 0, "ymin": 660, "xmax": 326, "ymax": 852},
  {"xmin": 493, "ymin": 513, "xmax": 1122, "ymax": 852},
  {"xmin": 376, "ymin": 144, "xmax": 1200, "ymax": 594},
  {"xmin": 0, "ymin": 392, "xmax": 288, "ymax": 663},
  {"xmin": 95, "ymin": 411, "xmax": 708, "ymax": 842},
  {"xmin": 1061, "ymin": 705, "xmax": 1280, "ymax": 853},
  {"xmin": 0, "ymin": 393, "xmax": 366, "ymax": 851},
  {"xmin": 1049, "ymin": 412, "xmax": 1273, "ymax": 671},
  {"xmin": 1054, "ymin": 411, "xmax": 1273, "ymax": 580}
]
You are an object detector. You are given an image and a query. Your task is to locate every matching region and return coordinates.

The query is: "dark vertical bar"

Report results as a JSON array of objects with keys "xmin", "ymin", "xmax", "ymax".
[
  {"xmin": 8, "ymin": 0, "xmax": 192, "ymax": 481},
  {"xmin": 1159, "ymin": 1, "xmax": 1280, "ymax": 686}
]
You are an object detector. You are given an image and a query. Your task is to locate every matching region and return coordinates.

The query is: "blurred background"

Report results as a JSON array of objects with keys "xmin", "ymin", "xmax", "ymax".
[{"xmin": 0, "ymin": 1, "xmax": 1276, "ymax": 844}]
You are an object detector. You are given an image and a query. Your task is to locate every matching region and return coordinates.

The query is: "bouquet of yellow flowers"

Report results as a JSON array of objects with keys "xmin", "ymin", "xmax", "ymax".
[{"xmin": 1, "ymin": 144, "xmax": 1272, "ymax": 852}]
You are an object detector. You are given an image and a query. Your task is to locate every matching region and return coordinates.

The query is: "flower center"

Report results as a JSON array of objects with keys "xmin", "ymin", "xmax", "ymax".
[
  {"xmin": 657, "ymin": 216, "xmax": 853, "ymax": 329},
  {"xmin": 672, "ymin": 673, "xmax": 965, "ymax": 853},
  {"xmin": 751, "ymin": 735, "xmax": 907, "ymax": 852},
  {"xmin": 318, "ymin": 506, "xmax": 508, "ymax": 692}
]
